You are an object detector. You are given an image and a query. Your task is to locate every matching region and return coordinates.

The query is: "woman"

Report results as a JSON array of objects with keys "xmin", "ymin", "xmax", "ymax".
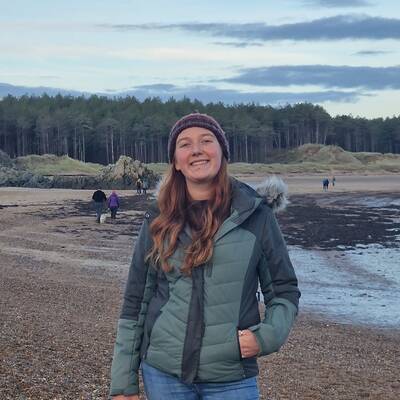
[
  {"xmin": 110, "ymin": 113, "xmax": 300, "ymax": 399},
  {"xmin": 107, "ymin": 190, "xmax": 120, "ymax": 219}
]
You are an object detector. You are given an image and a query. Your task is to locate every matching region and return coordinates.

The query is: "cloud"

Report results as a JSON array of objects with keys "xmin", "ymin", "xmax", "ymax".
[
  {"xmin": 129, "ymin": 83, "xmax": 177, "ymax": 91},
  {"xmin": 354, "ymin": 50, "xmax": 391, "ymax": 55},
  {"xmin": 212, "ymin": 41, "xmax": 264, "ymax": 48},
  {"xmin": 0, "ymin": 81, "xmax": 368, "ymax": 105},
  {"xmin": 223, "ymin": 65, "xmax": 400, "ymax": 90},
  {"xmin": 302, "ymin": 0, "xmax": 372, "ymax": 7},
  {"xmin": 97, "ymin": 15, "xmax": 400, "ymax": 41},
  {"xmin": 119, "ymin": 83, "xmax": 365, "ymax": 105},
  {"xmin": 0, "ymin": 83, "xmax": 86, "ymax": 98}
]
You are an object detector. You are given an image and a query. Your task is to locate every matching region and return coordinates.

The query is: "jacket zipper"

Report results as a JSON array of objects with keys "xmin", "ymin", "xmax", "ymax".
[{"xmin": 236, "ymin": 327, "xmax": 247, "ymax": 378}]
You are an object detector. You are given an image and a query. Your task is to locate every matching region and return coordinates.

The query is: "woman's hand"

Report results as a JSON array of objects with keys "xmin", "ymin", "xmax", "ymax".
[
  {"xmin": 112, "ymin": 395, "xmax": 139, "ymax": 400},
  {"xmin": 238, "ymin": 329, "xmax": 260, "ymax": 358}
]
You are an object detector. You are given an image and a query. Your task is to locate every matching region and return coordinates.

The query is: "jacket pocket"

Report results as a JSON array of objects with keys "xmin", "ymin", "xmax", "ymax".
[
  {"xmin": 146, "ymin": 308, "xmax": 166, "ymax": 349},
  {"xmin": 141, "ymin": 309, "xmax": 162, "ymax": 359},
  {"xmin": 224, "ymin": 325, "xmax": 241, "ymax": 362},
  {"xmin": 235, "ymin": 327, "xmax": 243, "ymax": 360}
]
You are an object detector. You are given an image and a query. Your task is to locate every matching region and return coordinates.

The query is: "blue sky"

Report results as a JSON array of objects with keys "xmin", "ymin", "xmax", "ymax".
[{"xmin": 1, "ymin": 0, "xmax": 399, "ymax": 117}]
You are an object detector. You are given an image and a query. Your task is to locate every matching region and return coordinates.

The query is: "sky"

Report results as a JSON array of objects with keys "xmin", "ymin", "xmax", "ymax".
[{"xmin": 1, "ymin": 0, "xmax": 399, "ymax": 118}]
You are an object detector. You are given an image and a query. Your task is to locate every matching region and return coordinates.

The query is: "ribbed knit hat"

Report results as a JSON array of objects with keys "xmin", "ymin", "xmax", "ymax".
[{"xmin": 168, "ymin": 113, "xmax": 230, "ymax": 163}]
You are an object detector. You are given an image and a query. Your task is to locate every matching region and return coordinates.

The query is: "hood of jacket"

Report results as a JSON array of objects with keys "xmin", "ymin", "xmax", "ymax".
[{"xmin": 231, "ymin": 175, "xmax": 288, "ymax": 214}]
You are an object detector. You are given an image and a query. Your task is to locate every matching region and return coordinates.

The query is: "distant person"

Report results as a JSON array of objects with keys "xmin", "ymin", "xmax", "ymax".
[
  {"xmin": 136, "ymin": 177, "xmax": 142, "ymax": 194},
  {"xmin": 109, "ymin": 112, "xmax": 300, "ymax": 400},
  {"xmin": 107, "ymin": 190, "xmax": 120, "ymax": 220},
  {"xmin": 323, "ymin": 178, "xmax": 329, "ymax": 191},
  {"xmin": 331, "ymin": 176, "xmax": 336, "ymax": 187},
  {"xmin": 142, "ymin": 178, "xmax": 148, "ymax": 195},
  {"xmin": 92, "ymin": 189, "xmax": 107, "ymax": 223}
]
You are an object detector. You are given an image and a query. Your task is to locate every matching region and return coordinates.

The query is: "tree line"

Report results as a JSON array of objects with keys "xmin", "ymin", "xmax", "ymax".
[{"xmin": 0, "ymin": 94, "xmax": 399, "ymax": 164}]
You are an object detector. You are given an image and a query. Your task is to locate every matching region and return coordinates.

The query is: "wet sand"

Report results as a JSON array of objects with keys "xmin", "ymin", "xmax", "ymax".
[
  {"xmin": 1, "ymin": 174, "xmax": 400, "ymax": 399},
  {"xmin": 241, "ymin": 173, "xmax": 400, "ymax": 194}
]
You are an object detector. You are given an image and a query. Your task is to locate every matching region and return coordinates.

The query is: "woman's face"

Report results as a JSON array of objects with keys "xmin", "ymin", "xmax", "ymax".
[{"xmin": 174, "ymin": 127, "xmax": 223, "ymax": 187}]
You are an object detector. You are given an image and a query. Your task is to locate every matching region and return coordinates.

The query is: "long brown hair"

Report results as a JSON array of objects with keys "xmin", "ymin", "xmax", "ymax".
[{"xmin": 147, "ymin": 158, "xmax": 231, "ymax": 275}]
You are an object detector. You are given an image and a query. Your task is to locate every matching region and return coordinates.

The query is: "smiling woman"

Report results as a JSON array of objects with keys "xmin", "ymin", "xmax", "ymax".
[{"xmin": 109, "ymin": 112, "xmax": 300, "ymax": 400}]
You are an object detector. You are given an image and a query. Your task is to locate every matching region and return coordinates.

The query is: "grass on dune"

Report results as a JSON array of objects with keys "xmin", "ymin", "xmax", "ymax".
[
  {"xmin": 15, "ymin": 154, "xmax": 103, "ymax": 176},
  {"xmin": 13, "ymin": 144, "xmax": 400, "ymax": 177}
]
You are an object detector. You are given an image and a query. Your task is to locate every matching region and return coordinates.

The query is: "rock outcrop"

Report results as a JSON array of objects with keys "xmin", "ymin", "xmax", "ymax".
[{"xmin": 0, "ymin": 153, "xmax": 159, "ymax": 189}]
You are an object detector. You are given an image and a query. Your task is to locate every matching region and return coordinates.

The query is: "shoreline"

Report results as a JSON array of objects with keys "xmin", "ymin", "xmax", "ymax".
[{"xmin": 1, "ymin": 172, "xmax": 400, "ymax": 198}]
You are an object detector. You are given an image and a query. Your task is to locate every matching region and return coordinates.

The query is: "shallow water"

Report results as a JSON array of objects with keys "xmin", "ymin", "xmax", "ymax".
[
  {"xmin": 246, "ymin": 182, "xmax": 400, "ymax": 328},
  {"xmin": 350, "ymin": 197, "xmax": 400, "ymax": 208},
  {"xmin": 316, "ymin": 195, "xmax": 400, "ymax": 211},
  {"xmin": 289, "ymin": 245, "xmax": 400, "ymax": 328}
]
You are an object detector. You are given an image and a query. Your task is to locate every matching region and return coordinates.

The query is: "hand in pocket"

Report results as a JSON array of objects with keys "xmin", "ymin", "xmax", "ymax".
[{"xmin": 238, "ymin": 329, "xmax": 260, "ymax": 358}]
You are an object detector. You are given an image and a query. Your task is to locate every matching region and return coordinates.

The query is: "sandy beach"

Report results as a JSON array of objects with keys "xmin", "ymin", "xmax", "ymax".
[
  {"xmin": 1, "ymin": 174, "xmax": 400, "ymax": 399},
  {"xmin": 237, "ymin": 173, "xmax": 400, "ymax": 194}
]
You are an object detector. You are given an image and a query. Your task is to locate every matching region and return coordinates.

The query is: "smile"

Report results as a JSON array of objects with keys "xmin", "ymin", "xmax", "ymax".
[{"xmin": 190, "ymin": 160, "xmax": 209, "ymax": 166}]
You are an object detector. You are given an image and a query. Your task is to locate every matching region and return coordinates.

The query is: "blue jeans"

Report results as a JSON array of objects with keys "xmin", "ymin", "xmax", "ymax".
[
  {"xmin": 93, "ymin": 201, "xmax": 104, "ymax": 222},
  {"xmin": 141, "ymin": 362, "xmax": 260, "ymax": 400}
]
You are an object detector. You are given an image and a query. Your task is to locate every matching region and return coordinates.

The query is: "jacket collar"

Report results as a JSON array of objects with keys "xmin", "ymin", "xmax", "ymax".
[{"xmin": 214, "ymin": 178, "xmax": 262, "ymax": 243}]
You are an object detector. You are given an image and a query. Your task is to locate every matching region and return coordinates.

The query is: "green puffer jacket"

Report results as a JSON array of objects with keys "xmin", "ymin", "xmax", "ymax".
[{"xmin": 110, "ymin": 179, "xmax": 300, "ymax": 397}]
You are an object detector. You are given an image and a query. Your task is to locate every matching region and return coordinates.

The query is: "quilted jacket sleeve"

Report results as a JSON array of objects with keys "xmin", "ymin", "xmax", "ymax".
[
  {"xmin": 251, "ymin": 208, "xmax": 300, "ymax": 357},
  {"xmin": 109, "ymin": 215, "xmax": 155, "ymax": 397}
]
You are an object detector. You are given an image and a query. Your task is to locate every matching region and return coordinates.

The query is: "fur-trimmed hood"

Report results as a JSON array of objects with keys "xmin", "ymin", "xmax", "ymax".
[{"xmin": 255, "ymin": 175, "xmax": 289, "ymax": 213}]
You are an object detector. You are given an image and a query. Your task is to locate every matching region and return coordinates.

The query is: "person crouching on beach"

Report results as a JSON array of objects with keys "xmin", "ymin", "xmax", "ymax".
[
  {"xmin": 107, "ymin": 190, "xmax": 120, "ymax": 219},
  {"xmin": 109, "ymin": 113, "xmax": 300, "ymax": 400}
]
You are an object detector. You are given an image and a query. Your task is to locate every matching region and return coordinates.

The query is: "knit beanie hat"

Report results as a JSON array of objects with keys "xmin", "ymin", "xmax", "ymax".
[{"xmin": 168, "ymin": 113, "xmax": 230, "ymax": 162}]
